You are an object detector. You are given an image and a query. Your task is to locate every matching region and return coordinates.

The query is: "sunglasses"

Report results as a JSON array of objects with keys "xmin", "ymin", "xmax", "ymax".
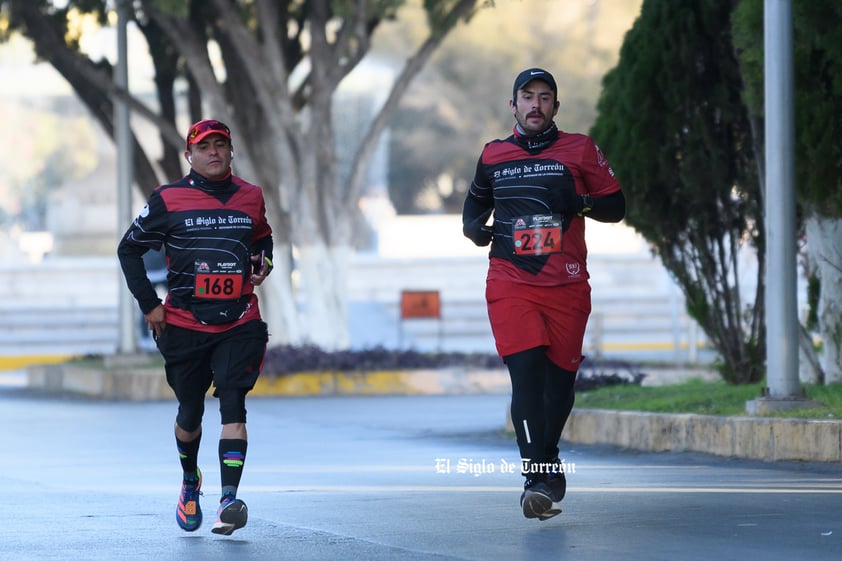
[
  {"xmin": 188, "ymin": 120, "xmax": 230, "ymax": 139},
  {"xmin": 186, "ymin": 120, "xmax": 231, "ymax": 148}
]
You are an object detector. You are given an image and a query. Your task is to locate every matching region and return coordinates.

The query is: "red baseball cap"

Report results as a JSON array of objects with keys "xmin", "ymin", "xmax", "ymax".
[{"xmin": 185, "ymin": 119, "xmax": 231, "ymax": 149}]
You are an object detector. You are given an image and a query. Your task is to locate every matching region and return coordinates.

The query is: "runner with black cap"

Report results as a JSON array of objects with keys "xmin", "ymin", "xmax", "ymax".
[
  {"xmin": 462, "ymin": 67, "xmax": 626, "ymax": 520},
  {"xmin": 118, "ymin": 119, "xmax": 274, "ymax": 536}
]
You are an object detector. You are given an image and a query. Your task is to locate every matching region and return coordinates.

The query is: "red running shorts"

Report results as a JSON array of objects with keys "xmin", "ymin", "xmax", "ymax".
[{"xmin": 485, "ymin": 279, "xmax": 591, "ymax": 369}]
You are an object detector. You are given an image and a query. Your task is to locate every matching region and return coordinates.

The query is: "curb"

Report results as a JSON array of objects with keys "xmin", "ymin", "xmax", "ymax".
[
  {"xmin": 562, "ymin": 409, "xmax": 842, "ymax": 463},
  {"xmin": 252, "ymin": 368, "xmax": 511, "ymax": 397},
  {"xmin": 23, "ymin": 362, "xmax": 512, "ymax": 400},
  {"xmin": 26, "ymin": 362, "xmax": 173, "ymax": 401},
  {"xmin": 0, "ymin": 355, "xmax": 74, "ymax": 371}
]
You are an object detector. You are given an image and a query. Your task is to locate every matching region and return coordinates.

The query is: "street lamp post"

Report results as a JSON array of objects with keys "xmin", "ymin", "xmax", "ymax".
[
  {"xmin": 116, "ymin": 0, "xmax": 135, "ymax": 355},
  {"xmin": 747, "ymin": 0, "xmax": 814, "ymax": 414}
]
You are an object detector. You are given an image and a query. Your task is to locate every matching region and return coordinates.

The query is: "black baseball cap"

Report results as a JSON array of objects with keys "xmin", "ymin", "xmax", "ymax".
[{"xmin": 512, "ymin": 68, "xmax": 557, "ymax": 100}]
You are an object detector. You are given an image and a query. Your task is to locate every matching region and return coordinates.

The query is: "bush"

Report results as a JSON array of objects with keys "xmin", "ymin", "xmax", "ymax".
[
  {"xmin": 576, "ymin": 357, "xmax": 647, "ymax": 391},
  {"xmin": 262, "ymin": 345, "xmax": 646, "ymax": 391},
  {"xmin": 263, "ymin": 345, "xmax": 504, "ymax": 375}
]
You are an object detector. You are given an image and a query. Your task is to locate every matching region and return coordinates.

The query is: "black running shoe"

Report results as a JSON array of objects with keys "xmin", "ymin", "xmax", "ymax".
[
  {"xmin": 520, "ymin": 479, "xmax": 562, "ymax": 520},
  {"xmin": 542, "ymin": 471, "xmax": 566, "ymax": 519}
]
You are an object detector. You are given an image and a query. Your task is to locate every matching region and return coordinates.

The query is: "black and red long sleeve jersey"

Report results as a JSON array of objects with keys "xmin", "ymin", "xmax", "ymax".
[
  {"xmin": 464, "ymin": 123, "xmax": 623, "ymax": 286},
  {"xmin": 118, "ymin": 170, "xmax": 273, "ymax": 333}
]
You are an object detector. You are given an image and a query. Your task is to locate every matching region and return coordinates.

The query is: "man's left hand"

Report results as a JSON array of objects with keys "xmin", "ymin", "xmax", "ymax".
[{"xmin": 250, "ymin": 253, "xmax": 273, "ymax": 285}]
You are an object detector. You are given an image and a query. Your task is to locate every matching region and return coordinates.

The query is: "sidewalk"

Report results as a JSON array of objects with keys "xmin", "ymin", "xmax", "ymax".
[{"xmin": 17, "ymin": 359, "xmax": 842, "ymax": 464}]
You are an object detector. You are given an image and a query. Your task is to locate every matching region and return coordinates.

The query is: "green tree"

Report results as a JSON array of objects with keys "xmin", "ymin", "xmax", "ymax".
[
  {"xmin": 590, "ymin": 0, "xmax": 764, "ymax": 383},
  {"xmin": 0, "ymin": 0, "xmax": 484, "ymax": 349},
  {"xmin": 733, "ymin": 0, "xmax": 842, "ymax": 383}
]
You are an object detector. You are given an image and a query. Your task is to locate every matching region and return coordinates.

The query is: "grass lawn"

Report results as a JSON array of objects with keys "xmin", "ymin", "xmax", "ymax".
[{"xmin": 575, "ymin": 377, "xmax": 842, "ymax": 419}]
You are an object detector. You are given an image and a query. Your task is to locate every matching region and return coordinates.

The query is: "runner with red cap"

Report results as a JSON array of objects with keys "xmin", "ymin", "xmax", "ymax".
[{"xmin": 118, "ymin": 118, "xmax": 274, "ymax": 536}]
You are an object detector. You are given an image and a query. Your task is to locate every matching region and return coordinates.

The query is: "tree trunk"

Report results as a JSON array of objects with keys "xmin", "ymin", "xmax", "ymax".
[
  {"xmin": 805, "ymin": 215, "xmax": 842, "ymax": 383},
  {"xmin": 798, "ymin": 324, "xmax": 824, "ymax": 384},
  {"xmin": 296, "ymin": 243, "xmax": 354, "ymax": 350},
  {"xmin": 259, "ymin": 242, "xmax": 303, "ymax": 347}
]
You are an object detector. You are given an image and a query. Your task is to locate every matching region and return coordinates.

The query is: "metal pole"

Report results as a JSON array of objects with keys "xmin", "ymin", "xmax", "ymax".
[
  {"xmin": 116, "ymin": 0, "xmax": 136, "ymax": 354},
  {"xmin": 763, "ymin": 0, "xmax": 798, "ymax": 396}
]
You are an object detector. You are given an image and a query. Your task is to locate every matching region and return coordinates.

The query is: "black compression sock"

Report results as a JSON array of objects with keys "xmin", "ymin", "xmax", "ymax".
[
  {"xmin": 219, "ymin": 438, "xmax": 248, "ymax": 498},
  {"xmin": 176, "ymin": 433, "xmax": 202, "ymax": 477}
]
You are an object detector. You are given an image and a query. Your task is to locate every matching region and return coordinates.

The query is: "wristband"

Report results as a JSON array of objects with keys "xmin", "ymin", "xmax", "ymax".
[
  {"xmin": 578, "ymin": 195, "xmax": 593, "ymax": 216},
  {"xmin": 264, "ymin": 257, "xmax": 273, "ymax": 268}
]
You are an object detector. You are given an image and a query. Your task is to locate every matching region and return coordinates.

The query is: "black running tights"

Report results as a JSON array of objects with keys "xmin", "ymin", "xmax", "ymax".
[{"xmin": 505, "ymin": 346, "xmax": 577, "ymax": 475}]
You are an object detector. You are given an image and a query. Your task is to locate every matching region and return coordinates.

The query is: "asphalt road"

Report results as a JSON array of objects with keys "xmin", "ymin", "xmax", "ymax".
[{"xmin": 2, "ymin": 385, "xmax": 840, "ymax": 561}]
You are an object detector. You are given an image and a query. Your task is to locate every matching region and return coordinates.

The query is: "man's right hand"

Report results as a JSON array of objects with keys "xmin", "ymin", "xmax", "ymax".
[
  {"xmin": 144, "ymin": 304, "xmax": 166, "ymax": 338},
  {"xmin": 463, "ymin": 207, "xmax": 494, "ymax": 246}
]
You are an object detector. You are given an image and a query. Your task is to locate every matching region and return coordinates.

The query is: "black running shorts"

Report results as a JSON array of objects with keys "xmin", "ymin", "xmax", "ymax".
[{"xmin": 156, "ymin": 320, "xmax": 269, "ymax": 403}]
